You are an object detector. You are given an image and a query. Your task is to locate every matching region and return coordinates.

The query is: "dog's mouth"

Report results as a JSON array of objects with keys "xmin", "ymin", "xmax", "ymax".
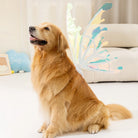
[{"xmin": 30, "ymin": 34, "xmax": 48, "ymax": 46}]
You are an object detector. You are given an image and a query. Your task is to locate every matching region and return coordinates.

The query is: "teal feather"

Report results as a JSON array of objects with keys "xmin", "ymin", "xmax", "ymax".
[
  {"xmin": 99, "ymin": 49, "xmax": 108, "ymax": 54},
  {"xmin": 88, "ymin": 66, "xmax": 108, "ymax": 72},
  {"xmin": 100, "ymin": 3, "xmax": 112, "ymax": 11},
  {"xmin": 107, "ymin": 54, "xmax": 110, "ymax": 57},
  {"xmin": 90, "ymin": 58, "xmax": 110, "ymax": 64},
  {"xmin": 92, "ymin": 27, "xmax": 107, "ymax": 39},
  {"xmin": 96, "ymin": 37, "xmax": 104, "ymax": 50},
  {"xmin": 118, "ymin": 66, "xmax": 123, "ymax": 70},
  {"xmin": 87, "ymin": 38, "xmax": 93, "ymax": 47}
]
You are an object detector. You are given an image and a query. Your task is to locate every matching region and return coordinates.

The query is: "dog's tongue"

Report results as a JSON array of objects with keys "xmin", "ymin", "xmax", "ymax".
[{"xmin": 30, "ymin": 36, "xmax": 38, "ymax": 41}]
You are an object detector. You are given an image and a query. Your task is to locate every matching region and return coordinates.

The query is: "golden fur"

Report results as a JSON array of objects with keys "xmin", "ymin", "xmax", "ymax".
[{"xmin": 30, "ymin": 22, "xmax": 132, "ymax": 138}]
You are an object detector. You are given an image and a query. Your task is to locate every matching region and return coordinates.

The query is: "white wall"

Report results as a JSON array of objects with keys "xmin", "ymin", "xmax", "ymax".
[{"xmin": 0, "ymin": 0, "xmax": 29, "ymax": 55}]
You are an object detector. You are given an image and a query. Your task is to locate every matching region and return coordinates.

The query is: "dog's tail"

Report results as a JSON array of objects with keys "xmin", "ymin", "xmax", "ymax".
[{"xmin": 107, "ymin": 104, "xmax": 132, "ymax": 120}]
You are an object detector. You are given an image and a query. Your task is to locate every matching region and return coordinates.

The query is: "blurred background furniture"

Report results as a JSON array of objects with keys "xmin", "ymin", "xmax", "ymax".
[
  {"xmin": 83, "ymin": 24, "xmax": 138, "ymax": 82},
  {"xmin": 0, "ymin": 0, "xmax": 138, "ymax": 82}
]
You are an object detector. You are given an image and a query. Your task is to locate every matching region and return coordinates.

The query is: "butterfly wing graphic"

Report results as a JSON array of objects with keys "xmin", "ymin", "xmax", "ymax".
[
  {"xmin": 67, "ymin": 3, "xmax": 123, "ymax": 72},
  {"xmin": 66, "ymin": 3, "xmax": 82, "ymax": 65}
]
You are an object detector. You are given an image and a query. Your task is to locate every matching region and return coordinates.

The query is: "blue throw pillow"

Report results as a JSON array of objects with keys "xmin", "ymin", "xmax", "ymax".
[{"xmin": 6, "ymin": 50, "xmax": 30, "ymax": 73}]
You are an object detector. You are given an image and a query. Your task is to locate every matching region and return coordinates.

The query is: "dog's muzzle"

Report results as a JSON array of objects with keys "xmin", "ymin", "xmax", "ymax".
[{"xmin": 29, "ymin": 26, "xmax": 48, "ymax": 46}]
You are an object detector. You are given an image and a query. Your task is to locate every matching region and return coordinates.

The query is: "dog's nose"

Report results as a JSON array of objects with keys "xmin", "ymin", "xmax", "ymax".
[{"xmin": 29, "ymin": 26, "xmax": 36, "ymax": 32}]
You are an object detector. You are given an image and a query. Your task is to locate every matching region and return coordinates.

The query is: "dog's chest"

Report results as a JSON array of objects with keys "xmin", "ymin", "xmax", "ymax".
[
  {"xmin": 31, "ymin": 60, "xmax": 50, "ymax": 93},
  {"xmin": 39, "ymin": 99, "xmax": 51, "ymax": 125},
  {"xmin": 32, "ymin": 66, "xmax": 52, "ymax": 124}
]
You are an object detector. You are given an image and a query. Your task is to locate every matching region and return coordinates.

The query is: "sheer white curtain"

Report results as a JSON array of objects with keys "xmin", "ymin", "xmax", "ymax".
[
  {"xmin": 26, "ymin": 0, "xmax": 138, "ymax": 57},
  {"xmin": 92, "ymin": 0, "xmax": 138, "ymax": 24},
  {"xmin": 27, "ymin": 0, "xmax": 92, "ymax": 35}
]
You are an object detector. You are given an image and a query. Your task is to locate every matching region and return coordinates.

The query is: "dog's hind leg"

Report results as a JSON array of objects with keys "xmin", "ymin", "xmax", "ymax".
[{"xmin": 87, "ymin": 105, "xmax": 109, "ymax": 134}]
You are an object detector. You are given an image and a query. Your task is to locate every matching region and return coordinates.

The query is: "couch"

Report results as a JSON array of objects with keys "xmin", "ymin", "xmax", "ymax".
[{"xmin": 74, "ymin": 24, "xmax": 138, "ymax": 83}]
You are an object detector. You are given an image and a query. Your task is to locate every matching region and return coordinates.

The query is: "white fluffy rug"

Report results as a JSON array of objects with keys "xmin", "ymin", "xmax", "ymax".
[{"xmin": 0, "ymin": 73, "xmax": 138, "ymax": 138}]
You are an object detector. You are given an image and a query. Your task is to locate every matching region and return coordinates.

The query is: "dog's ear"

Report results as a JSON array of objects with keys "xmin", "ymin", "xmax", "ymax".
[{"xmin": 58, "ymin": 33, "xmax": 69, "ymax": 52}]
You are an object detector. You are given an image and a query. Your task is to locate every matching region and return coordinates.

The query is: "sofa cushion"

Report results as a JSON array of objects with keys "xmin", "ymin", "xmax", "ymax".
[
  {"xmin": 82, "ymin": 47, "xmax": 138, "ymax": 83},
  {"xmin": 101, "ymin": 24, "xmax": 138, "ymax": 47}
]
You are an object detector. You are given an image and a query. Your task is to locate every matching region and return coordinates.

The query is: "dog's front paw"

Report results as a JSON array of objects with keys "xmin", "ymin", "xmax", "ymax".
[
  {"xmin": 38, "ymin": 123, "xmax": 47, "ymax": 133},
  {"xmin": 88, "ymin": 124, "xmax": 100, "ymax": 134},
  {"xmin": 43, "ymin": 130, "xmax": 56, "ymax": 138}
]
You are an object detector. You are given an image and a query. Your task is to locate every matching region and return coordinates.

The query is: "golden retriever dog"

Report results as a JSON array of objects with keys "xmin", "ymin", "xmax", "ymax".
[{"xmin": 29, "ymin": 22, "xmax": 132, "ymax": 138}]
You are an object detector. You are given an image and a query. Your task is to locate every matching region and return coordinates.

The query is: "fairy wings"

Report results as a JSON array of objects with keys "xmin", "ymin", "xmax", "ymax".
[{"xmin": 66, "ymin": 3, "xmax": 123, "ymax": 72}]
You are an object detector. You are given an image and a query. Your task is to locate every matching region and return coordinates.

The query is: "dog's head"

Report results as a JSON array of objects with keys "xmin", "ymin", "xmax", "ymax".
[{"xmin": 29, "ymin": 22, "xmax": 68, "ymax": 52}]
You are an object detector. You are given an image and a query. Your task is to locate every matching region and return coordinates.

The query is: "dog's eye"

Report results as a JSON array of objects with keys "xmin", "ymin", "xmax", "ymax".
[{"xmin": 44, "ymin": 27, "xmax": 50, "ymax": 31}]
